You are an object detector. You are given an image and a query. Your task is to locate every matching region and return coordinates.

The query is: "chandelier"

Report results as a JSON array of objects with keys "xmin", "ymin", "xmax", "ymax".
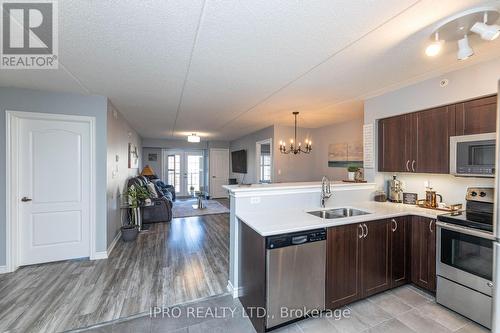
[{"xmin": 279, "ymin": 112, "xmax": 312, "ymax": 155}]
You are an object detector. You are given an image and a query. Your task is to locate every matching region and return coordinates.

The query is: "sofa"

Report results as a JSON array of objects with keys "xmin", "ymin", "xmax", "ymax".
[{"xmin": 127, "ymin": 176, "xmax": 173, "ymax": 223}]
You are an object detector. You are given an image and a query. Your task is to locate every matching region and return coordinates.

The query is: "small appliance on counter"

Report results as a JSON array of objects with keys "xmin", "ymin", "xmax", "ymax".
[
  {"xmin": 424, "ymin": 187, "xmax": 443, "ymax": 208},
  {"xmin": 388, "ymin": 175, "xmax": 403, "ymax": 203},
  {"xmin": 374, "ymin": 190, "xmax": 387, "ymax": 202},
  {"xmin": 436, "ymin": 187, "xmax": 495, "ymax": 329}
]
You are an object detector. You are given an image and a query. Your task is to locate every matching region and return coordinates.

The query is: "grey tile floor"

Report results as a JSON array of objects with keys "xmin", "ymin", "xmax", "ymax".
[{"xmin": 75, "ymin": 284, "xmax": 490, "ymax": 333}]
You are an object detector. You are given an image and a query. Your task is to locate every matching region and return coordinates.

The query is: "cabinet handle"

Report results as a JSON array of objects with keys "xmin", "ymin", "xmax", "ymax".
[
  {"xmin": 429, "ymin": 220, "xmax": 434, "ymax": 233},
  {"xmin": 406, "ymin": 160, "xmax": 410, "ymax": 172},
  {"xmin": 391, "ymin": 219, "xmax": 397, "ymax": 232},
  {"xmin": 363, "ymin": 224, "xmax": 368, "ymax": 238},
  {"xmin": 411, "ymin": 160, "xmax": 416, "ymax": 172},
  {"xmin": 358, "ymin": 224, "xmax": 364, "ymax": 239}
]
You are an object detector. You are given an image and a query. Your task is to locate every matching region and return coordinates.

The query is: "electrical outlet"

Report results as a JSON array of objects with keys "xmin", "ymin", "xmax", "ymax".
[{"xmin": 250, "ymin": 197, "xmax": 261, "ymax": 204}]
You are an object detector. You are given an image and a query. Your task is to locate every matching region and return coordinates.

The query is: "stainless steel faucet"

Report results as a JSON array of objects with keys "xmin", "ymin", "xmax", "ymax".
[{"xmin": 321, "ymin": 176, "xmax": 332, "ymax": 208}]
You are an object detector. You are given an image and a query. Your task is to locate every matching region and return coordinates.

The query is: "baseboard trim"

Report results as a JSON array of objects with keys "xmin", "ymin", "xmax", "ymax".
[
  {"xmin": 227, "ymin": 280, "xmax": 242, "ymax": 298},
  {"xmin": 0, "ymin": 265, "xmax": 8, "ymax": 274},
  {"xmin": 92, "ymin": 251, "xmax": 108, "ymax": 260},
  {"xmin": 107, "ymin": 230, "xmax": 121, "ymax": 257}
]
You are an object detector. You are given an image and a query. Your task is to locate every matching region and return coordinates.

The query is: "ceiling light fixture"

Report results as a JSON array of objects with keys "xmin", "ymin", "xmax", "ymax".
[
  {"xmin": 187, "ymin": 133, "xmax": 200, "ymax": 143},
  {"xmin": 471, "ymin": 13, "xmax": 500, "ymax": 41},
  {"xmin": 279, "ymin": 112, "xmax": 312, "ymax": 155},
  {"xmin": 425, "ymin": 7, "xmax": 499, "ymax": 61},
  {"xmin": 457, "ymin": 35, "xmax": 474, "ymax": 60},
  {"xmin": 425, "ymin": 32, "xmax": 443, "ymax": 57}
]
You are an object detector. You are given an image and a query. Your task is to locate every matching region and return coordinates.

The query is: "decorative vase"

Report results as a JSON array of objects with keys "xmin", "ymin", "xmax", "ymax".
[
  {"xmin": 348, "ymin": 172, "xmax": 356, "ymax": 181},
  {"xmin": 121, "ymin": 225, "xmax": 138, "ymax": 242}
]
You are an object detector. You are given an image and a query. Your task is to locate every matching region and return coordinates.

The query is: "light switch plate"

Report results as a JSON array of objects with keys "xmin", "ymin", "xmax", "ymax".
[{"xmin": 250, "ymin": 197, "xmax": 261, "ymax": 204}]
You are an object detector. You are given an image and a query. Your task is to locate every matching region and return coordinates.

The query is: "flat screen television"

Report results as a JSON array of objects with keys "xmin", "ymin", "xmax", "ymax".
[{"xmin": 231, "ymin": 150, "xmax": 247, "ymax": 174}]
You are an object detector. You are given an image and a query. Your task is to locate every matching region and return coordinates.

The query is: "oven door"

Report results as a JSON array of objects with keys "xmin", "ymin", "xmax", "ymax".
[
  {"xmin": 450, "ymin": 133, "xmax": 496, "ymax": 177},
  {"xmin": 437, "ymin": 221, "xmax": 494, "ymax": 296}
]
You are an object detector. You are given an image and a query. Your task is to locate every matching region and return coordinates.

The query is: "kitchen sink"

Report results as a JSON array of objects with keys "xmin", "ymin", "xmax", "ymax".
[{"xmin": 307, "ymin": 208, "xmax": 370, "ymax": 219}]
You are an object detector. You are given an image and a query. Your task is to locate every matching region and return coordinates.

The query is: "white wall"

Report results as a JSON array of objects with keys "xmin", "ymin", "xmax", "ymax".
[
  {"xmin": 106, "ymin": 102, "xmax": 142, "ymax": 247},
  {"xmin": 142, "ymin": 147, "xmax": 162, "ymax": 176},
  {"xmin": 273, "ymin": 125, "xmax": 316, "ymax": 182},
  {"xmin": 229, "ymin": 120, "xmax": 365, "ymax": 184},
  {"xmin": 365, "ymin": 58, "xmax": 500, "ymax": 205},
  {"xmin": 309, "ymin": 118, "xmax": 364, "ymax": 181},
  {"xmin": 229, "ymin": 126, "xmax": 274, "ymax": 183},
  {"xmin": 0, "ymin": 88, "xmax": 108, "ymax": 265}
]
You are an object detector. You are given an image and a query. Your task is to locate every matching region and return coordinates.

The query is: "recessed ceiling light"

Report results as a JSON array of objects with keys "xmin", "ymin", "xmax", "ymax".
[
  {"xmin": 187, "ymin": 133, "xmax": 200, "ymax": 143},
  {"xmin": 457, "ymin": 35, "xmax": 474, "ymax": 60},
  {"xmin": 425, "ymin": 32, "xmax": 443, "ymax": 57}
]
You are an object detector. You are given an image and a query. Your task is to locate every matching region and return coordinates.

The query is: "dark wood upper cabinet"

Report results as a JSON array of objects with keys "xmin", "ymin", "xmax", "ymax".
[
  {"xmin": 411, "ymin": 216, "xmax": 436, "ymax": 292},
  {"xmin": 414, "ymin": 105, "xmax": 455, "ymax": 174},
  {"xmin": 456, "ymin": 95, "xmax": 497, "ymax": 135},
  {"xmin": 361, "ymin": 220, "xmax": 391, "ymax": 297},
  {"xmin": 378, "ymin": 95, "xmax": 497, "ymax": 174},
  {"xmin": 378, "ymin": 115, "xmax": 410, "ymax": 172},
  {"xmin": 326, "ymin": 224, "xmax": 362, "ymax": 309},
  {"xmin": 390, "ymin": 217, "xmax": 410, "ymax": 288}
]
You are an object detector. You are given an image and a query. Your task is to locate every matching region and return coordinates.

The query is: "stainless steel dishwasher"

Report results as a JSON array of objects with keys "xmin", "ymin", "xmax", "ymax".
[{"xmin": 266, "ymin": 229, "xmax": 326, "ymax": 329}]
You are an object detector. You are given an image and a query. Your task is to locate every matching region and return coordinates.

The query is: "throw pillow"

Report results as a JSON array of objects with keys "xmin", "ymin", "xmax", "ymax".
[{"xmin": 146, "ymin": 182, "xmax": 158, "ymax": 198}]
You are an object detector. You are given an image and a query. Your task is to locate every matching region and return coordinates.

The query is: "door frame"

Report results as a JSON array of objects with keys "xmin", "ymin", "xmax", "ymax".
[
  {"xmin": 164, "ymin": 149, "xmax": 205, "ymax": 197},
  {"xmin": 209, "ymin": 148, "xmax": 229, "ymax": 198},
  {"xmin": 5, "ymin": 111, "xmax": 97, "ymax": 273},
  {"xmin": 255, "ymin": 138, "xmax": 273, "ymax": 183}
]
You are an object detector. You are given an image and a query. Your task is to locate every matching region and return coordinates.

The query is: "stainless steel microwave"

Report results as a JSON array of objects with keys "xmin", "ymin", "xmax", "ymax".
[{"xmin": 450, "ymin": 133, "xmax": 496, "ymax": 177}]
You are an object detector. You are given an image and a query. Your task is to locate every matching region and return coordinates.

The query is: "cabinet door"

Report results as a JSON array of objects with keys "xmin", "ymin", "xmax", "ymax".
[
  {"xmin": 361, "ymin": 220, "xmax": 391, "ymax": 297},
  {"xmin": 414, "ymin": 106, "xmax": 455, "ymax": 174},
  {"xmin": 378, "ymin": 115, "xmax": 409, "ymax": 172},
  {"xmin": 411, "ymin": 216, "xmax": 437, "ymax": 292},
  {"xmin": 326, "ymin": 224, "xmax": 362, "ymax": 309},
  {"xmin": 456, "ymin": 95, "xmax": 497, "ymax": 135},
  {"xmin": 390, "ymin": 217, "xmax": 410, "ymax": 288}
]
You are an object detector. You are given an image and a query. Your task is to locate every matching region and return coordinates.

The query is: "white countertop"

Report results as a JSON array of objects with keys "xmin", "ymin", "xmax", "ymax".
[
  {"xmin": 236, "ymin": 201, "xmax": 448, "ymax": 236},
  {"xmin": 223, "ymin": 181, "xmax": 376, "ymax": 193}
]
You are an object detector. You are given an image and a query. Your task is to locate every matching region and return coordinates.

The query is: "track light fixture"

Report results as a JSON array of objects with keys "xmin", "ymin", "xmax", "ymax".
[
  {"xmin": 425, "ymin": 32, "xmax": 443, "ymax": 57},
  {"xmin": 457, "ymin": 35, "xmax": 474, "ymax": 60},
  {"xmin": 471, "ymin": 13, "xmax": 500, "ymax": 41},
  {"xmin": 425, "ymin": 7, "xmax": 499, "ymax": 61}
]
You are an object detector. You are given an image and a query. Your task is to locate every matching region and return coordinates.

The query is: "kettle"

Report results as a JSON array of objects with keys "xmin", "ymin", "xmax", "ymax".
[{"xmin": 425, "ymin": 188, "xmax": 443, "ymax": 208}]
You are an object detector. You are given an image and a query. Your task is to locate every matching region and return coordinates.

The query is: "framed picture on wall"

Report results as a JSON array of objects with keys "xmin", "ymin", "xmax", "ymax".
[
  {"xmin": 148, "ymin": 153, "xmax": 158, "ymax": 162},
  {"xmin": 128, "ymin": 143, "xmax": 139, "ymax": 169}
]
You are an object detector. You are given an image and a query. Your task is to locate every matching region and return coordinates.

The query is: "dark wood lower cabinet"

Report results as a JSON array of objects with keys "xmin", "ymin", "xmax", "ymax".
[
  {"xmin": 390, "ymin": 216, "xmax": 411, "ymax": 288},
  {"xmin": 327, "ymin": 216, "xmax": 435, "ymax": 311},
  {"xmin": 361, "ymin": 220, "xmax": 391, "ymax": 297},
  {"xmin": 411, "ymin": 216, "xmax": 437, "ymax": 292},
  {"xmin": 326, "ymin": 224, "xmax": 362, "ymax": 309}
]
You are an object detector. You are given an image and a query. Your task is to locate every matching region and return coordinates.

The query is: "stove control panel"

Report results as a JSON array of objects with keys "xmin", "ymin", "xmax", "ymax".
[{"xmin": 466, "ymin": 187, "xmax": 494, "ymax": 203}]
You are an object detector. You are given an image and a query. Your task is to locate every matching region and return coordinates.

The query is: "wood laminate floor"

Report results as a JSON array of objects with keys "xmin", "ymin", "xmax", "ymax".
[{"xmin": 0, "ymin": 213, "xmax": 229, "ymax": 333}]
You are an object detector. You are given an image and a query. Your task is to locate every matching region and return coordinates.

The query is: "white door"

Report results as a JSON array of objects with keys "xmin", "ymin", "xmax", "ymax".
[
  {"xmin": 165, "ymin": 150, "xmax": 205, "ymax": 197},
  {"xmin": 210, "ymin": 149, "xmax": 229, "ymax": 198},
  {"xmin": 18, "ymin": 117, "xmax": 91, "ymax": 265}
]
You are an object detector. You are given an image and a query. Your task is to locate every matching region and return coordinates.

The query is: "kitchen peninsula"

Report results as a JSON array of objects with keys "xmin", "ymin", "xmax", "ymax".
[{"xmin": 224, "ymin": 181, "xmax": 447, "ymax": 332}]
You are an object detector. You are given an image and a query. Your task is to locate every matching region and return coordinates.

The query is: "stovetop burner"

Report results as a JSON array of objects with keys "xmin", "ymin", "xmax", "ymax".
[{"xmin": 437, "ymin": 187, "xmax": 494, "ymax": 232}]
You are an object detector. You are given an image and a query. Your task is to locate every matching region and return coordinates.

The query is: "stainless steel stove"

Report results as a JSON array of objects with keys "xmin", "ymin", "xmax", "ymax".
[{"xmin": 436, "ymin": 187, "xmax": 494, "ymax": 329}]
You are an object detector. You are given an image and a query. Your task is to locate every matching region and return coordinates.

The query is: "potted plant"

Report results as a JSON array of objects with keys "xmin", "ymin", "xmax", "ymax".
[
  {"xmin": 122, "ymin": 184, "xmax": 150, "ymax": 242},
  {"xmin": 347, "ymin": 165, "xmax": 359, "ymax": 181}
]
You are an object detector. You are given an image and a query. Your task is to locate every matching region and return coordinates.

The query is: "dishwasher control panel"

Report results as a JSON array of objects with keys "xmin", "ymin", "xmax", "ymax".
[{"xmin": 266, "ymin": 229, "xmax": 326, "ymax": 249}]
